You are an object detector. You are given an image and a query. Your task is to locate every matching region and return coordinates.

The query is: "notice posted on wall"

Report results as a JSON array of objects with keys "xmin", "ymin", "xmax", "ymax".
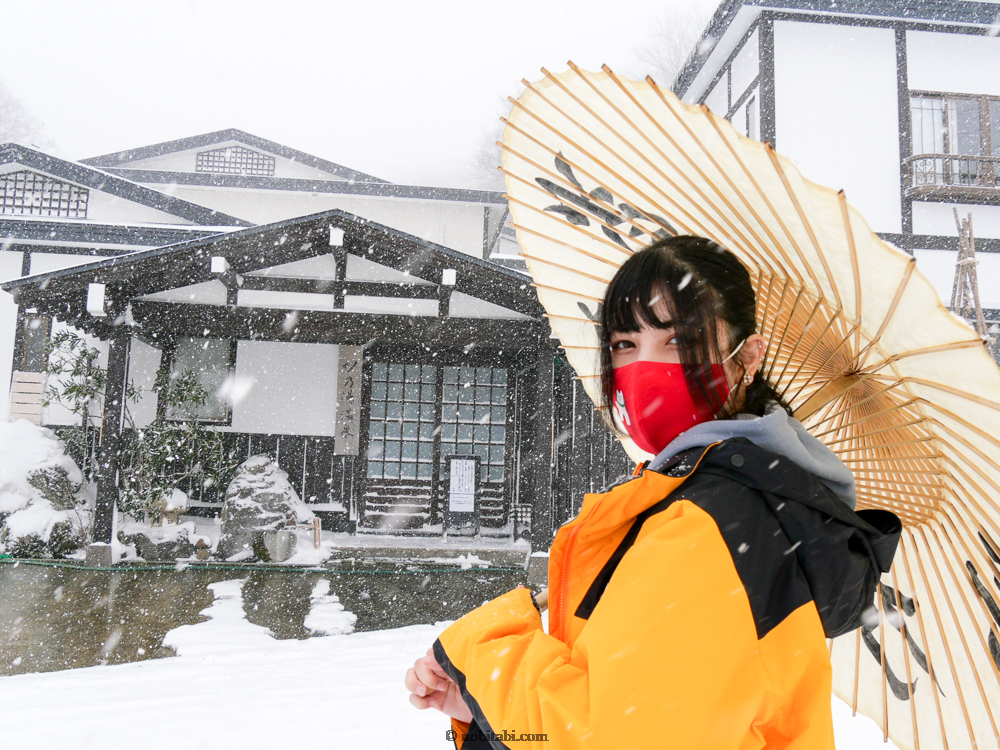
[{"xmin": 448, "ymin": 457, "xmax": 477, "ymax": 513}]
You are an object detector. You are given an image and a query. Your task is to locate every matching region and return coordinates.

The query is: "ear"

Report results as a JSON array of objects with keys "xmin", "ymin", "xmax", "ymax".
[{"xmin": 741, "ymin": 334, "xmax": 767, "ymax": 376}]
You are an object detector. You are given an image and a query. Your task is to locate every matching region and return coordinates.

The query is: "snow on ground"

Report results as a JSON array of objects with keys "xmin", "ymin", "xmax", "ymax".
[{"xmin": 0, "ymin": 578, "xmax": 898, "ymax": 749}]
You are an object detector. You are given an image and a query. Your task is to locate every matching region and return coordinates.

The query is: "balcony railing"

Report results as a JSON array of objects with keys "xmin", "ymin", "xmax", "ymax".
[{"xmin": 905, "ymin": 153, "xmax": 1000, "ymax": 197}]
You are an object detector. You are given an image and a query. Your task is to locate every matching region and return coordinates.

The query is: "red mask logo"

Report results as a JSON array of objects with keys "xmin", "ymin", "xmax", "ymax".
[{"xmin": 613, "ymin": 361, "xmax": 730, "ymax": 455}]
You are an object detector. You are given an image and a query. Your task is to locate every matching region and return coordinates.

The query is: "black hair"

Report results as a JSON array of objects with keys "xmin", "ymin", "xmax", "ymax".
[{"xmin": 599, "ymin": 236, "xmax": 790, "ymax": 432}]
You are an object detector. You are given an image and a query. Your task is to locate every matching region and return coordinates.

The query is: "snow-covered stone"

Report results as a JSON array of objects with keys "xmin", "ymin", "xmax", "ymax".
[
  {"xmin": 0, "ymin": 420, "xmax": 89, "ymax": 556},
  {"xmin": 217, "ymin": 455, "xmax": 314, "ymax": 561}
]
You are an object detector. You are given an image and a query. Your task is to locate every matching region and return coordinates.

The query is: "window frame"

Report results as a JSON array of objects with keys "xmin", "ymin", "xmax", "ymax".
[
  {"xmin": 163, "ymin": 337, "xmax": 237, "ymax": 425},
  {"xmin": 910, "ymin": 90, "xmax": 1000, "ymax": 158}
]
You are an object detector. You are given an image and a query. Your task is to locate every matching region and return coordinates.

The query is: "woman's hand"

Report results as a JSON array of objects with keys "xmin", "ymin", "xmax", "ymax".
[{"xmin": 405, "ymin": 648, "xmax": 473, "ymax": 723}]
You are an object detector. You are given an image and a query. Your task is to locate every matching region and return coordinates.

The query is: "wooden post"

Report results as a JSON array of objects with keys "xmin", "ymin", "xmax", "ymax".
[
  {"xmin": 94, "ymin": 330, "xmax": 130, "ymax": 545},
  {"xmin": 529, "ymin": 341, "xmax": 556, "ymax": 551}
]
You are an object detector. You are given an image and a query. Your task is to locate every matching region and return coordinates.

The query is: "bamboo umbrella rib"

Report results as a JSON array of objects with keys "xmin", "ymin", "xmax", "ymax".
[
  {"xmin": 943, "ymin": 505, "xmax": 1000, "ymax": 628},
  {"xmin": 544, "ymin": 313, "xmax": 598, "ymax": 325},
  {"xmin": 560, "ymin": 344, "xmax": 602, "ymax": 351},
  {"xmin": 504, "ymin": 180, "xmax": 641, "ymax": 261},
  {"xmin": 934, "ymin": 459, "xmax": 1000, "ymax": 555},
  {"xmin": 643, "ymin": 74, "xmax": 811, "ymax": 289},
  {"xmin": 562, "ymin": 64, "xmax": 779, "ymax": 273},
  {"xmin": 908, "ymin": 526, "xmax": 980, "ymax": 749},
  {"xmin": 764, "ymin": 287, "xmax": 812, "ymax": 382},
  {"xmin": 862, "ymin": 340, "xmax": 985, "ymax": 377},
  {"xmin": 514, "ymin": 245, "xmax": 615, "ymax": 285},
  {"xmin": 554, "ymin": 65, "xmax": 779, "ymax": 268},
  {"xmin": 813, "ymin": 398, "xmax": 922, "ymax": 438},
  {"xmin": 823, "ymin": 418, "xmax": 929, "ymax": 447},
  {"xmin": 936, "ymin": 515, "xmax": 1000, "ymax": 689},
  {"xmin": 531, "ymin": 283, "xmax": 604, "ymax": 302},
  {"xmin": 773, "ymin": 298, "xmax": 831, "ymax": 387},
  {"xmin": 900, "ymin": 534, "xmax": 951, "ymax": 750},
  {"xmin": 809, "ymin": 380, "xmax": 905, "ymax": 428},
  {"xmin": 511, "ymin": 218, "xmax": 622, "ymax": 270},
  {"xmin": 852, "ymin": 482, "xmax": 941, "ymax": 506},
  {"xmin": 832, "ymin": 436, "xmax": 936, "ymax": 455},
  {"xmin": 838, "ymin": 458, "xmax": 944, "ymax": 471},
  {"xmin": 763, "ymin": 146, "xmax": 843, "ymax": 311},
  {"xmin": 890, "ymin": 563, "xmax": 921, "ymax": 750},
  {"xmin": 761, "ymin": 279, "xmax": 795, "ymax": 356},
  {"xmin": 500, "ymin": 129, "xmax": 690, "ymax": 243},
  {"xmin": 784, "ymin": 321, "xmax": 861, "ymax": 405},
  {"xmin": 931, "ymin": 418, "xmax": 1000, "ymax": 508},
  {"xmin": 511, "ymin": 84, "xmax": 760, "ymax": 264},
  {"xmin": 838, "ymin": 191, "xmax": 864, "ymax": 359},
  {"xmin": 590, "ymin": 65, "xmax": 793, "ymax": 280},
  {"xmin": 920, "ymin": 524, "xmax": 1000, "ymax": 741},
  {"xmin": 877, "ymin": 580, "xmax": 890, "ymax": 740},
  {"xmin": 901, "ymin": 378, "xmax": 1000, "ymax": 414},
  {"xmin": 855, "ymin": 257, "xmax": 916, "ymax": 371},
  {"xmin": 854, "ymin": 626, "xmax": 863, "ymax": 715},
  {"xmin": 944, "ymin": 501, "xmax": 1000, "ymax": 591},
  {"xmin": 853, "ymin": 474, "xmax": 946, "ymax": 493}
]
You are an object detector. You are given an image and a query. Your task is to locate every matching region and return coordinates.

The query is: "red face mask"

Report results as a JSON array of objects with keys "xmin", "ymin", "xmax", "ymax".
[{"xmin": 612, "ymin": 361, "xmax": 730, "ymax": 455}]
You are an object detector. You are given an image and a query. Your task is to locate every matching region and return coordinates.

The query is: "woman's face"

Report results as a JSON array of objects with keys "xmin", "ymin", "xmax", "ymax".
[{"xmin": 607, "ymin": 293, "xmax": 766, "ymax": 397}]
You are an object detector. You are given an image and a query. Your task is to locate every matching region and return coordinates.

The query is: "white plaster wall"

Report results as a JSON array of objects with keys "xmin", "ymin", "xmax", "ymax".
[
  {"xmin": 346, "ymin": 254, "xmax": 435, "ymax": 283},
  {"xmin": 229, "ymin": 341, "xmax": 338, "ymax": 436},
  {"xmin": 912, "ymin": 202, "xmax": 1000, "ymax": 239},
  {"xmin": 29, "ymin": 253, "xmax": 97, "ymax": 275},
  {"xmin": 116, "ymin": 143, "xmax": 352, "ymax": 181},
  {"xmin": 908, "ymin": 31, "xmax": 1000, "ymax": 97},
  {"xmin": 238, "ymin": 290, "xmax": 335, "ymax": 311},
  {"xmin": 139, "ymin": 280, "xmax": 227, "ymax": 305},
  {"xmin": 774, "ymin": 21, "xmax": 902, "ymax": 233},
  {"xmin": 127, "ymin": 337, "xmax": 161, "ymax": 428},
  {"xmin": 0, "ymin": 251, "xmax": 22, "ymax": 419},
  {"xmin": 913, "ymin": 249, "xmax": 1000, "ymax": 309},
  {"xmin": 705, "ymin": 69, "xmax": 728, "ymax": 116},
  {"xmin": 342, "ymin": 296, "xmax": 438, "ymax": 316},
  {"xmin": 149, "ymin": 185, "xmax": 491, "ymax": 257},
  {"xmin": 0, "ymin": 164, "xmax": 196, "ymax": 226},
  {"xmin": 730, "ymin": 28, "xmax": 760, "ymax": 104},
  {"xmin": 251, "ymin": 255, "xmax": 341, "ymax": 279},
  {"xmin": 448, "ymin": 292, "xmax": 529, "ymax": 319},
  {"xmin": 41, "ymin": 321, "xmax": 108, "ymax": 427}
]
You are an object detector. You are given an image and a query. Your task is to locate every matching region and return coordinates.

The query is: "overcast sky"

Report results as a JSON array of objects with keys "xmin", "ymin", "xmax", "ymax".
[{"xmin": 3, "ymin": 0, "xmax": 720, "ymax": 188}]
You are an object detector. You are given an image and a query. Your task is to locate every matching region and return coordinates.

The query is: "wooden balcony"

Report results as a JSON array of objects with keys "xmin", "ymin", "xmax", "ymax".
[{"xmin": 905, "ymin": 153, "xmax": 1000, "ymax": 201}]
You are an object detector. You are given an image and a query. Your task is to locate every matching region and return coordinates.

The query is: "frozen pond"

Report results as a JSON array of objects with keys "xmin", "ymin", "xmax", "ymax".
[{"xmin": 0, "ymin": 561, "xmax": 526, "ymax": 676}]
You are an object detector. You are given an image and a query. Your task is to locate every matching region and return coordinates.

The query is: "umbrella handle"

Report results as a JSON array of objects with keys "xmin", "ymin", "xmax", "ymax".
[{"xmin": 535, "ymin": 588, "xmax": 549, "ymax": 612}]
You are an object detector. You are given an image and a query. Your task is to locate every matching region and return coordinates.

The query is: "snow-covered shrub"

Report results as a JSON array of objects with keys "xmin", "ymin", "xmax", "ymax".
[
  {"xmin": 0, "ymin": 420, "xmax": 90, "ymax": 558},
  {"xmin": 118, "ymin": 370, "xmax": 239, "ymax": 524},
  {"xmin": 217, "ymin": 455, "xmax": 314, "ymax": 561}
]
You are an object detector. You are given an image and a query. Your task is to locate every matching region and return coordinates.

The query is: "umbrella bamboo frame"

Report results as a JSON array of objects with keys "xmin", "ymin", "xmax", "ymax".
[{"xmin": 504, "ymin": 64, "xmax": 1000, "ymax": 750}]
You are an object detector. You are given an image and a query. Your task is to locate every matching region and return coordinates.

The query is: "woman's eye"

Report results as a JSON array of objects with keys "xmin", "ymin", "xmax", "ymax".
[{"xmin": 610, "ymin": 340, "xmax": 633, "ymax": 351}]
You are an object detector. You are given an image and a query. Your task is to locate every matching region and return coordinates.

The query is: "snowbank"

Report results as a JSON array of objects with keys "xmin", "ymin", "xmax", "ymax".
[
  {"xmin": 0, "ymin": 578, "xmax": 897, "ymax": 750},
  {"xmin": 0, "ymin": 420, "xmax": 89, "ymax": 552}
]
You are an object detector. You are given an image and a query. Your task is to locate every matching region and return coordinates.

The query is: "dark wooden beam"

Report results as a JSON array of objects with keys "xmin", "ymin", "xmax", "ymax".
[
  {"xmin": 94, "ymin": 330, "xmax": 130, "ymax": 543},
  {"xmin": 529, "ymin": 343, "xmax": 556, "ymax": 550},
  {"xmin": 128, "ymin": 301, "xmax": 547, "ymax": 348}
]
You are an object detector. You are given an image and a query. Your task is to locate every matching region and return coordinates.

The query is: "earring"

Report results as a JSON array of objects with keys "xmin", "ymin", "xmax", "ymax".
[{"xmin": 742, "ymin": 371, "xmax": 754, "ymax": 386}]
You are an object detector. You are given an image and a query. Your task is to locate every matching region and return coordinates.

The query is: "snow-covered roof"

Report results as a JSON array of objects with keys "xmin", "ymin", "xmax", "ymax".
[
  {"xmin": 0, "ymin": 143, "xmax": 251, "ymax": 228},
  {"xmin": 673, "ymin": 0, "xmax": 1000, "ymax": 102},
  {"xmin": 80, "ymin": 128, "xmax": 389, "ymax": 185}
]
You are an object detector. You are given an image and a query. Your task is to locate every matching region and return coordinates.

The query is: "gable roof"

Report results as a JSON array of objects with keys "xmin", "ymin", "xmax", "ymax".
[
  {"xmin": 80, "ymin": 128, "xmax": 389, "ymax": 185},
  {"xmin": 673, "ymin": 0, "xmax": 1000, "ymax": 99},
  {"xmin": 0, "ymin": 143, "xmax": 252, "ymax": 228},
  {"xmin": 1, "ymin": 208, "xmax": 544, "ymax": 339}
]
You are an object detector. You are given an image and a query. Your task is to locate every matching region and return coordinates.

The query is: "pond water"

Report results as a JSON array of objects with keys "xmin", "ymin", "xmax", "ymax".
[{"xmin": 0, "ymin": 562, "xmax": 527, "ymax": 676}]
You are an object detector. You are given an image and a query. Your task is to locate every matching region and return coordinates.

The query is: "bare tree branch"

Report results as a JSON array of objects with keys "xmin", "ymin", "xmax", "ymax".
[{"xmin": 0, "ymin": 81, "xmax": 49, "ymax": 148}]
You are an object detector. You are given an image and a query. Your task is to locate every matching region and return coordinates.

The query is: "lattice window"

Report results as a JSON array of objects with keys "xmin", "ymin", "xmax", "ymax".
[
  {"xmin": 196, "ymin": 146, "xmax": 276, "ymax": 177},
  {"xmin": 367, "ymin": 364, "xmax": 438, "ymax": 480},
  {"xmin": 440, "ymin": 366, "xmax": 508, "ymax": 483},
  {"xmin": 0, "ymin": 171, "xmax": 89, "ymax": 219}
]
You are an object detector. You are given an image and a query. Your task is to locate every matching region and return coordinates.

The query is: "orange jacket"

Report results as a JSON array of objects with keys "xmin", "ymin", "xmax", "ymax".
[{"xmin": 434, "ymin": 440, "xmax": 900, "ymax": 749}]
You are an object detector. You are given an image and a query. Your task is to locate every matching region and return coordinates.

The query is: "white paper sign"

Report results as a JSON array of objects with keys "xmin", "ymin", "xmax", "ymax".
[{"xmin": 448, "ymin": 458, "xmax": 477, "ymax": 513}]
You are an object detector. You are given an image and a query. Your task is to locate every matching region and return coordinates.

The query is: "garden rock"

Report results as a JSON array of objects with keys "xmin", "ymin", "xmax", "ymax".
[{"xmin": 217, "ymin": 456, "xmax": 314, "ymax": 561}]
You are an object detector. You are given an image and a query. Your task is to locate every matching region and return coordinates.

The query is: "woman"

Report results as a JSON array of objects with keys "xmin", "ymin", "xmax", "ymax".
[{"xmin": 405, "ymin": 237, "xmax": 899, "ymax": 749}]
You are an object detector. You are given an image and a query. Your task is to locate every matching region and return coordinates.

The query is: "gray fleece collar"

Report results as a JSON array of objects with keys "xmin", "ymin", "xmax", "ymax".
[{"xmin": 648, "ymin": 403, "xmax": 857, "ymax": 510}]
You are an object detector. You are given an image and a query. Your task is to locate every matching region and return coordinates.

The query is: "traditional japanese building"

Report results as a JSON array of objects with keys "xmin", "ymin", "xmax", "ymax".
[
  {"xmin": 673, "ymin": 0, "xmax": 1000, "ymax": 338},
  {"xmin": 0, "ymin": 132, "xmax": 627, "ymax": 553}
]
